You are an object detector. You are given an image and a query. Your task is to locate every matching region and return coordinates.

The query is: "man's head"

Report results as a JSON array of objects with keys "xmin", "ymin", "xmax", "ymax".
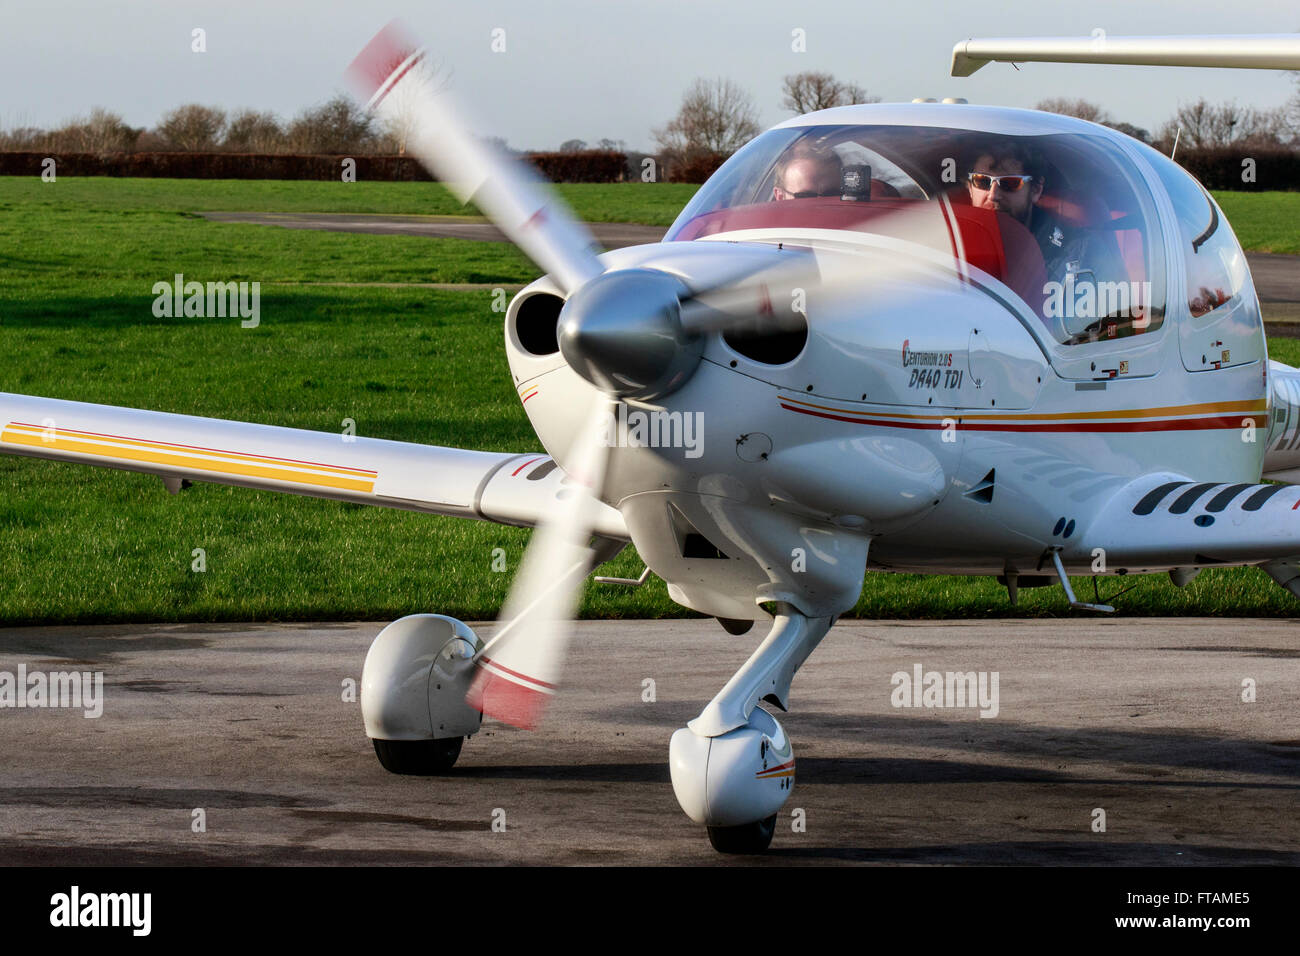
[
  {"xmin": 965, "ymin": 144, "xmax": 1044, "ymax": 223},
  {"xmin": 773, "ymin": 151, "xmax": 842, "ymax": 200}
]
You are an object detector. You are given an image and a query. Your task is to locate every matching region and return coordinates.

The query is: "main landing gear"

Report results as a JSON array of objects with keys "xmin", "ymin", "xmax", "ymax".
[
  {"xmin": 360, "ymin": 607, "xmax": 835, "ymax": 854},
  {"xmin": 669, "ymin": 603, "xmax": 833, "ymax": 853},
  {"xmin": 361, "ymin": 615, "xmax": 484, "ymax": 774}
]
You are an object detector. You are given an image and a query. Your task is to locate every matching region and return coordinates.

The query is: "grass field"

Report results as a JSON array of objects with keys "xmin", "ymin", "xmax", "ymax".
[
  {"xmin": 1210, "ymin": 192, "xmax": 1300, "ymax": 255},
  {"xmin": 0, "ymin": 177, "xmax": 699, "ymax": 225},
  {"xmin": 2, "ymin": 176, "xmax": 1300, "ymax": 624}
]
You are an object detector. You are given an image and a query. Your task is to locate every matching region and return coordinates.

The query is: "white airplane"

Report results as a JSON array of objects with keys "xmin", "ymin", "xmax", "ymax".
[{"xmin": 4, "ymin": 25, "xmax": 1300, "ymax": 853}]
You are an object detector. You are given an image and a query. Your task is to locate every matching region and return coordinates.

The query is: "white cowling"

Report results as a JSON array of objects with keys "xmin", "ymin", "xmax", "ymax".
[{"xmin": 361, "ymin": 614, "xmax": 484, "ymax": 742}]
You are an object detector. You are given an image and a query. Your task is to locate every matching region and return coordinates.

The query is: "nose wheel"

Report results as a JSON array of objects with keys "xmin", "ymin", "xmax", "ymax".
[
  {"xmin": 708, "ymin": 814, "xmax": 777, "ymax": 854},
  {"xmin": 372, "ymin": 737, "xmax": 464, "ymax": 775}
]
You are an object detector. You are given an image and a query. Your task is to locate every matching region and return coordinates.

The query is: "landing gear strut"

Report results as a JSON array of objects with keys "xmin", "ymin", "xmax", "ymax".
[{"xmin": 669, "ymin": 602, "xmax": 833, "ymax": 853}]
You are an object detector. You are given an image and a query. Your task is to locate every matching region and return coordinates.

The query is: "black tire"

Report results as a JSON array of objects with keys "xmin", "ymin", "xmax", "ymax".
[
  {"xmin": 707, "ymin": 814, "xmax": 777, "ymax": 854},
  {"xmin": 372, "ymin": 737, "xmax": 463, "ymax": 775}
]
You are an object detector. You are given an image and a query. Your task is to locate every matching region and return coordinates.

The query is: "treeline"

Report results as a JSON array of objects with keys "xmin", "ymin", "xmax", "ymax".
[
  {"xmin": 0, "ymin": 99, "xmax": 412, "ymax": 156},
  {"xmin": 0, "ymin": 96, "xmax": 680, "ymax": 181},
  {"xmin": 1032, "ymin": 97, "xmax": 1300, "ymax": 191},
  {"xmin": 6, "ymin": 78, "xmax": 1300, "ymax": 187}
]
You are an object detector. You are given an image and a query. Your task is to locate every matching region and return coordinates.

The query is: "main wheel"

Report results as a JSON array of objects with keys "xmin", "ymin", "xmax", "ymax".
[
  {"xmin": 372, "ymin": 737, "xmax": 463, "ymax": 775},
  {"xmin": 707, "ymin": 814, "xmax": 777, "ymax": 854}
]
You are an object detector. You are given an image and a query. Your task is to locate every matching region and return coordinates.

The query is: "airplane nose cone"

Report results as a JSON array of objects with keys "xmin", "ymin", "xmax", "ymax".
[{"xmin": 558, "ymin": 269, "xmax": 703, "ymax": 401}]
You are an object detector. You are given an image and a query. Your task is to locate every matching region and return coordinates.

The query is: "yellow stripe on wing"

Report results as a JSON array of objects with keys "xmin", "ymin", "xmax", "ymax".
[{"xmin": 1, "ymin": 428, "xmax": 377, "ymax": 493}]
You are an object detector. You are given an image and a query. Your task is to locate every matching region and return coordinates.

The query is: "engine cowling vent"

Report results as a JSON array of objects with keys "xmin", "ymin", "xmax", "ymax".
[{"xmin": 723, "ymin": 314, "xmax": 808, "ymax": 365}]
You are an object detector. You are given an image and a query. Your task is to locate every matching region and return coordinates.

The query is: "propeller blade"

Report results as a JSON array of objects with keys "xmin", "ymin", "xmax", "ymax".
[
  {"xmin": 679, "ymin": 244, "xmax": 945, "ymax": 340},
  {"xmin": 677, "ymin": 195, "xmax": 979, "ymax": 337},
  {"xmin": 466, "ymin": 400, "xmax": 613, "ymax": 729},
  {"xmin": 346, "ymin": 21, "xmax": 604, "ymax": 295},
  {"xmin": 678, "ymin": 255, "xmax": 821, "ymax": 336}
]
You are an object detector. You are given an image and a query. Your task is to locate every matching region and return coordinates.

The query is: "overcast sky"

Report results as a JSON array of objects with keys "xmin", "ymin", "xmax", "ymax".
[{"xmin": 3, "ymin": 0, "xmax": 1297, "ymax": 150}]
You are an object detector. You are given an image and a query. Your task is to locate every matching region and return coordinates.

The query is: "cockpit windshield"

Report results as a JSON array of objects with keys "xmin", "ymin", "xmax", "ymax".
[{"xmin": 665, "ymin": 123, "xmax": 1166, "ymax": 345}]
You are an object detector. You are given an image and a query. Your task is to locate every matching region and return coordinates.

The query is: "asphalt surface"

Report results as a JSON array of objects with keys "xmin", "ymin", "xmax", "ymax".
[
  {"xmin": 1249, "ymin": 253, "xmax": 1300, "ymax": 304},
  {"xmin": 1, "ymin": 618, "xmax": 1297, "ymax": 866}
]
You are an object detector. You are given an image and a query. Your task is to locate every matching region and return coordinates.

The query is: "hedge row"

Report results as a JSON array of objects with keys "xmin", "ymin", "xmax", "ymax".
[
  {"xmin": 1171, "ymin": 147, "xmax": 1300, "ymax": 191},
  {"xmin": 0, "ymin": 149, "xmax": 631, "ymax": 183},
  {"xmin": 665, "ymin": 152, "xmax": 730, "ymax": 184},
  {"xmin": 8, "ymin": 146, "xmax": 1293, "ymax": 189}
]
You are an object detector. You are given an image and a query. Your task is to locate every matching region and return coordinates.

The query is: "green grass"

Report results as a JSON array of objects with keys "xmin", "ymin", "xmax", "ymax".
[
  {"xmin": 0, "ymin": 283, "xmax": 685, "ymax": 624},
  {"xmin": 2, "ymin": 176, "xmax": 1300, "ymax": 623},
  {"xmin": 0, "ymin": 176, "xmax": 698, "ymax": 226},
  {"xmin": 1211, "ymin": 192, "xmax": 1300, "ymax": 254}
]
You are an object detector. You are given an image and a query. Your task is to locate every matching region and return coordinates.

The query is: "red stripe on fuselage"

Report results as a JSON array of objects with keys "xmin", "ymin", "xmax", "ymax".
[{"xmin": 778, "ymin": 404, "xmax": 1265, "ymax": 433}]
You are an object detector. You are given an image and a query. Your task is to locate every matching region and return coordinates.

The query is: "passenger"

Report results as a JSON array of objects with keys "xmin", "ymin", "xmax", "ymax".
[
  {"xmin": 965, "ymin": 144, "xmax": 1120, "ymax": 292},
  {"xmin": 772, "ymin": 150, "xmax": 842, "ymax": 200}
]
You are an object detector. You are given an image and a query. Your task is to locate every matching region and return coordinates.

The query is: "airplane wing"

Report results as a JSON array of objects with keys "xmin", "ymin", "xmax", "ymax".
[
  {"xmin": 1078, "ymin": 473, "xmax": 1300, "ymax": 596},
  {"xmin": 0, "ymin": 391, "xmax": 627, "ymax": 538},
  {"xmin": 951, "ymin": 34, "xmax": 1300, "ymax": 76}
]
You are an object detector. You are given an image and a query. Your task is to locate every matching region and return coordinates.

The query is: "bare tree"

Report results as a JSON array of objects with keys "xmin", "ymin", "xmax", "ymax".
[
  {"xmin": 1285, "ymin": 72, "xmax": 1300, "ymax": 142},
  {"xmin": 1226, "ymin": 102, "xmax": 1289, "ymax": 145},
  {"xmin": 1157, "ymin": 98, "xmax": 1289, "ymax": 149},
  {"xmin": 781, "ymin": 72, "xmax": 879, "ymax": 115},
  {"xmin": 47, "ymin": 107, "xmax": 140, "ymax": 153},
  {"xmin": 559, "ymin": 139, "xmax": 588, "ymax": 152},
  {"xmin": 841, "ymin": 83, "xmax": 880, "ymax": 106},
  {"xmin": 287, "ymin": 94, "xmax": 376, "ymax": 153},
  {"xmin": 223, "ymin": 110, "xmax": 285, "ymax": 152},
  {"xmin": 156, "ymin": 104, "xmax": 227, "ymax": 151},
  {"xmin": 654, "ymin": 77, "xmax": 760, "ymax": 160},
  {"xmin": 596, "ymin": 137, "xmax": 627, "ymax": 152},
  {"xmin": 0, "ymin": 125, "xmax": 49, "ymax": 150},
  {"xmin": 1034, "ymin": 97, "xmax": 1110, "ymax": 124}
]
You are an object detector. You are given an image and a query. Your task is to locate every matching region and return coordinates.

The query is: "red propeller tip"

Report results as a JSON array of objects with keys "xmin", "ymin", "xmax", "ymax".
[
  {"xmin": 346, "ymin": 20, "xmax": 424, "ymax": 106},
  {"xmin": 466, "ymin": 657, "xmax": 556, "ymax": 731}
]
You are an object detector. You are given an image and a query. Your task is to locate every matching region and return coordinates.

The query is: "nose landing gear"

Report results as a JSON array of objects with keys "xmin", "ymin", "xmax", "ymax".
[{"xmin": 668, "ymin": 603, "xmax": 833, "ymax": 853}]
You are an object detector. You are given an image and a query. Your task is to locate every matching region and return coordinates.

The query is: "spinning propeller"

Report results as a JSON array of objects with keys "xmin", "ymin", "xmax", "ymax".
[{"xmin": 347, "ymin": 21, "xmax": 961, "ymax": 729}]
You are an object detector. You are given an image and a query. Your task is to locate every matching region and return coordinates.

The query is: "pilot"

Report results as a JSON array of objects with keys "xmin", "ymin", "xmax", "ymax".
[
  {"xmin": 772, "ymin": 150, "xmax": 842, "ymax": 200},
  {"xmin": 964, "ymin": 144, "xmax": 1122, "ymax": 295}
]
